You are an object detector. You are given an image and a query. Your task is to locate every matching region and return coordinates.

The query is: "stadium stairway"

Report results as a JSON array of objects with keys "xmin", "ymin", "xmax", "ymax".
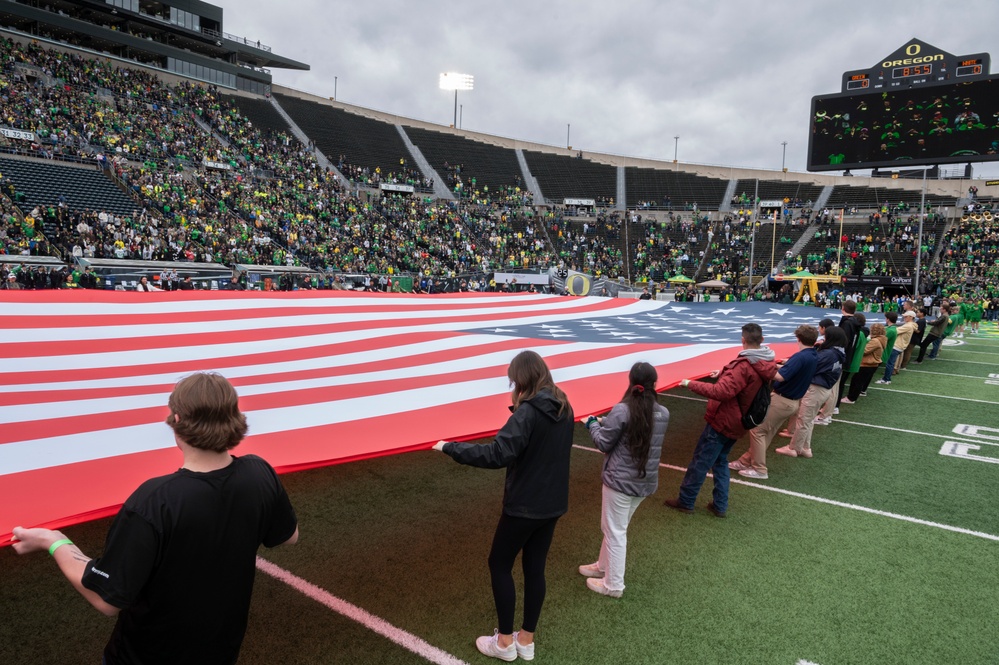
[
  {"xmin": 515, "ymin": 149, "xmax": 546, "ymax": 204},
  {"xmin": 395, "ymin": 126, "xmax": 453, "ymax": 200},
  {"xmin": 814, "ymin": 185, "xmax": 834, "ymax": 211},
  {"xmin": 781, "ymin": 220, "xmax": 821, "ymax": 271},
  {"xmin": 616, "ymin": 167, "xmax": 626, "ymax": 212},
  {"xmin": 268, "ymin": 96, "xmax": 348, "ymax": 183},
  {"xmin": 192, "ymin": 115, "xmax": 244, "ymax": 166},
  {"xmin": 719, "ymin": 180, "xmax": 737, "ymax": 213}
]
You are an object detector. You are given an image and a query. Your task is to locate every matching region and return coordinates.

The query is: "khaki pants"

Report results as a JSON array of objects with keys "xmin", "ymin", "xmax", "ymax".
[
  {"xmin": 736, "ymin": 392, "xmax": 799, "ymax": 473},
  {"xmin": 789, "ymin": 384, "xmax": 833, "ymax": 454}
]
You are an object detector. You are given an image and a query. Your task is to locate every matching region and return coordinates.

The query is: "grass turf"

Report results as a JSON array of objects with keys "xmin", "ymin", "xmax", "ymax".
[{"xmin": 1, "ymin": 327, "xmax": 997, "ymax": 664}]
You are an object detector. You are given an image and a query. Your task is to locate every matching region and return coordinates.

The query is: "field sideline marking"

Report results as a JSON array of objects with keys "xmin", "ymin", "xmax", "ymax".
[
  {"xmin": 255, "ymin": 557, "xmax": 469, "ymax": 665},
  {"xmin": 667, "ymin": 387, "xmax": 999, "ymax": 407},
  {"xmin": 867, "ymin": 387, "xmax": 999, "ymax": 405},
  {"xmin": 661, "ymin": 394, "xmax": 993, "ymax": 445},
  {"xmin": 931, "ymin": 358, "xmax": 998, "ymax": 366},
  {"xmin": 905, "ymin": 369, "xmax": 992, "ymax": 379},
  {"xmin": 949, "ymin": 349, "xmax": 999, "ymax": 356},
  {"xmin": 572, "ymin": 445, "xmax": 999, "ymax": 543}
]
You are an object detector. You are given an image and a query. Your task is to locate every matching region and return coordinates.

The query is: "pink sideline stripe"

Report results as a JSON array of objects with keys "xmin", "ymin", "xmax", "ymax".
[{"xmin": 255, "ymin": 557, "xmax": 469, "ymax": 665}]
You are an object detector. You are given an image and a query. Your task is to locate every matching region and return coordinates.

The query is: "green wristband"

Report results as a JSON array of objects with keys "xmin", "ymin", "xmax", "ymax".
[{"xmin": 48, "ymin": 539, "xmax": 73, "ymax": 556}]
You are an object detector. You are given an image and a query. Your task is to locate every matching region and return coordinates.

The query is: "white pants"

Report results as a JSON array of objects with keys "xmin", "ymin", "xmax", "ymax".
[{"xmin": 597, "ymin": 484, "xmax": 646, "ymax": 592}]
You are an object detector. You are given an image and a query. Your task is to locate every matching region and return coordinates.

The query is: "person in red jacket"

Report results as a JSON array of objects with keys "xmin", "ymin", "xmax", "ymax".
[{"xmin": 663, "ymin": 323, "xmax": 777, "ymax": 517}]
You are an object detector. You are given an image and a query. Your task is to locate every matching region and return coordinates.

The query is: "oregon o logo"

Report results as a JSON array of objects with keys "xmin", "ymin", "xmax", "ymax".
[
  {"xmin": 906, "ymin": 44, "xmax": 920, "ymax": 56},
  {"xmin": 566, "ymin": 274, "xmax": 591, "ymax": 296}
]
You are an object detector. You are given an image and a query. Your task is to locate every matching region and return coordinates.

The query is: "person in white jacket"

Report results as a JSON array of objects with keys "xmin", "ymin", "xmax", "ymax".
[{"xmin": 580, "ymin": 362, "xmax": 670, "ymax": 598}]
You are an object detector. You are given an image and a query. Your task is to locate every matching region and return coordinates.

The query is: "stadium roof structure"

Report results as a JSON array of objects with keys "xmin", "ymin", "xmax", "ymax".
[{"xmin": 0, "ymin": 0, "xmax": 308, "ymax": 95}]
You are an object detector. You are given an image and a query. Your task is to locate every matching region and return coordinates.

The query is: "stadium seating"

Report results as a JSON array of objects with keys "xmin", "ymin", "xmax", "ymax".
[
  {"xmin": 732, "ymin": 179, "xmax": 825, "ymax": 207},
  {"xmin": 825, "ymin": 184, "xmax": 957, "ymax": 210},
  {"xmin": 404, "ymin": 126, "xmax": 526, "ymax": 201},
  {"xmin": 0, "ymin": 157, "xmax": 138, "ymax": 217},
  {"xmin": 273, "ymin": 94, "xmax": 427, "ymax": 188},
  {"xmin": 523, "ymin": 151, "xmax": 616, "ymax": 204},
  {"xmin": 223, "ymin": 95, "xmax": 291, "ymax": 135},
  {"xmin": 626, "ymin": 167, "xmax": 730, "ymax": 211}
]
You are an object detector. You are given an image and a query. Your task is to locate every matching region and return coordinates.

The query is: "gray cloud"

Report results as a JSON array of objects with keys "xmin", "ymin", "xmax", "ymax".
[{"xmin": 223, "ymin": 0, "xmax": 999, "ymax": 177}]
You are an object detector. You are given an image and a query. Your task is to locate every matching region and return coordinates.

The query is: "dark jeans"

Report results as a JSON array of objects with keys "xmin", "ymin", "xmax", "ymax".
[
  {"xmin": 916, "ymin": 334, "xmax": 940, "ymax": 362},
  {"xmin": 677, "ymin": 424, "xmax": 737, "ymax": 514},
  {"xmin": 848, "ymin": 366, "xmax": 877, "ymax": 401},
  {"xmin": 882, "ymin": 349, "xmax": 902, "ymax": 381},
  {"xmin": 488, "ymin": 513, "xmax": 559, "ymax": 634}
]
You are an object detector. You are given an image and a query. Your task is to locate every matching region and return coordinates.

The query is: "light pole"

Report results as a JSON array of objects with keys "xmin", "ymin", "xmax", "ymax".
[
  {"xmin": 673, "ymin": 136, "xmax": 679, "ymax": 161},
  {"xmin": 781, "ymin": 141, "xmax": 788, "ymax": 171},
  {"xmin": 439, "ymin": 72, "xmax": 473, "ymax": 128},
  {"xmin": 334, "ymin": 76, "xmax": 337, "ymax": 100},
  {"xmin": 567, "ymin": 124, "xmax": 570, "ymax": 149},
  {"xmin": 460, "ymin": 104, "xmax": 463, "ymax": 129}
]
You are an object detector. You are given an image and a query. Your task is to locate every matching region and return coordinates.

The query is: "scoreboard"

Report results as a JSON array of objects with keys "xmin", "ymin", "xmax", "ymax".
[{"xmin": 808, "ymin": 39, "xmax": 999, "ymax": 172}]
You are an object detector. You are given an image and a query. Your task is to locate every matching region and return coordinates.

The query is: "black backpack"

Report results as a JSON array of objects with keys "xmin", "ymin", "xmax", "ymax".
[{"xmin": 741, "ymin": 379, "xmax": 772, "ymax": 430}]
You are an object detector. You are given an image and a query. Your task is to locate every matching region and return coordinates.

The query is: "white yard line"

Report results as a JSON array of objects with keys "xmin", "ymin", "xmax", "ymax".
[
  {"xmin": 572, "ymin": 444, "xmax": 999, "ymax": 543},
  {"xmin": 256, "ymin": 557, "xmax": 469, "ymax": 665},
  {"xmin": 866, "ymin": 388, "xmax": 999, "ymax": 405},
  {"xmin": 931, "ymin": 358, "xmax": 998, "ymax": 366},
  {"xmin": 905, "ymin": 369, "xmax": 991, "ymax": 379}
]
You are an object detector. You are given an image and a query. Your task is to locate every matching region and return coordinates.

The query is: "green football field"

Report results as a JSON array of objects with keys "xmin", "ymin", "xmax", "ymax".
[{"xmin": 2, "ymin": 326, "xmax": 998, "ymax": 665}]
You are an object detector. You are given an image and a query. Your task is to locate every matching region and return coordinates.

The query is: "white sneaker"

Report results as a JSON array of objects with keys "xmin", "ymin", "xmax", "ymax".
[
  {"xmin": 775, "ymin": 445, "xmax": 798, "ymax": 458},
  {"xmin": 586, "ymin": 577, "xmax": 623, "ymax": 598},
  {"xmin": 512, "ymin": 631, "xmax": 535, "ymax": 661},
  {"xmin": 778, "ymin": 429, "xmax": 792, "ymax": 438},
  {"xmin": 798, "ymin": 449, "xmax": 813, "ymax": 458},
  {"xmin": 840, "ymin": 397, "xmax": 855, "ymax": 404},
  {"xmin": 875, "ymin": 379, "xmax": 891, "ymax": 385},
  {"xmin": 738, "ymin": 468, "xmax": 769, "ymax": 479},
  {"xmin": 476, "ymin": 631, "xmax": 517, "ymax": 662},
  {"xmin": 833, "ymin": 407, "xmax": 840, "ymax": 415},
  {"xmin": 813, "ymin": 417, "xmax": 832, "ymax": 426},
  {"xmin": 728, "ymin": 459, "xmax": 752, "ymax": 471},
  {"xmin": 578, "ymin": 562, "xmax": 604, "ymax": 578}
]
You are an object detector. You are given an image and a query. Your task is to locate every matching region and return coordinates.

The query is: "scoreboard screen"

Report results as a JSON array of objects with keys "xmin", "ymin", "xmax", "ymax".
[
  {"xmin": 808, "ymin": 77, "xmax": 999, "ymax": 171},
  {"xmin": 807, "ymin": 39, "xmax": 997, "ymax": 172}
]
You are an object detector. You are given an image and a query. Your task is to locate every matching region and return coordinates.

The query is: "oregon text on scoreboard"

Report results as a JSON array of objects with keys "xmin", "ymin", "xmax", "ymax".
[{"xmin": 807, "ymin": 39, "xmax": 999, "ymax": 172}]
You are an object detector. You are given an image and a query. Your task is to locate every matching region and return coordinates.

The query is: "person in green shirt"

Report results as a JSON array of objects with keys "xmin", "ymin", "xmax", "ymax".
[{"xmin": 882, "ymin": 312, "xmax": 898, "ymax": 366}]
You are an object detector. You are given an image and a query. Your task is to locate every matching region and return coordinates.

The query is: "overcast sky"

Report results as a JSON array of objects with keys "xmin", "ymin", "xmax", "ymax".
[{"xmin": 221, "ymin": 0, "xmax": 999, "ymax": 178}]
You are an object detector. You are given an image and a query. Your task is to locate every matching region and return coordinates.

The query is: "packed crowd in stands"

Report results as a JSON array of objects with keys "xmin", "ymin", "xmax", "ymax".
[
  {"xmin": 547, "ymin": 210, "xmax": 624, "ymax": 278},
  {"xmin": 932, "ymin": 207, "xmax": 999, "ymax": 300},
  {"xmin": 336, "ymin": 156, "xmax": 432, "ymax": 192},
  {"xmin": 0, "ymin": 36, "xmax": 997, "ymax": 301}
]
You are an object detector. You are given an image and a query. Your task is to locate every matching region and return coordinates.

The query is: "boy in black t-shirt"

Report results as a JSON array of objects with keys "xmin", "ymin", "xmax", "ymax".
[{"xmin": 12, "ymin": 373, "xmax": 298, "ymax": 665}]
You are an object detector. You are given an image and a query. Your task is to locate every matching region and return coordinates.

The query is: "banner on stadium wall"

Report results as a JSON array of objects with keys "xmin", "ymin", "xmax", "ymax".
[
  {"xmin": 202, "ymin": 159, "xmax": 233, "ymax": 171},
  {"xmin": 0, "ymin": 293, "xmax": 802, "ymax": 547},
  {"xmin": 548, "ymin": 268, "xmax": 625, "ymax": 296},
  {"xmin": 380, "ymin": 183, "xmax": 415, "ymax": 194},
  {"xmin": 564, "ymin": 198, "xmax": 596, "ymax": 206},
  {"xmin": 494, "ymin": 272, "xmax": 549, "ymax": 286},
  {"xmin": 843, "ymin": 275, "xmax": 913, "ymax": 287},
  {"xmin": 1, "ymin": 128, "xmax": 36, "ymax": 142}
]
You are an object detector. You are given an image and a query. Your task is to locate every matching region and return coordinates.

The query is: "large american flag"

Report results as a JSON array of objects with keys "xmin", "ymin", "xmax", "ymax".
[{"xmin": 0, "ymin": 291, "xmax": 808, "ymax": 544}]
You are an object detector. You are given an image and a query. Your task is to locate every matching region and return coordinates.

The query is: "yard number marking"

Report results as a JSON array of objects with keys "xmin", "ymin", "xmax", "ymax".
[{"xmin": 939, "ymin": 424, "xmax": 999, "ymax": 465}]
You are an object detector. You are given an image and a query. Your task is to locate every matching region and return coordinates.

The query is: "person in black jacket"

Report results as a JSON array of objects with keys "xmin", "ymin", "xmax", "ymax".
[{"xmin": 434, "ymin": 350, "xmax": 574, "ymax": 662}]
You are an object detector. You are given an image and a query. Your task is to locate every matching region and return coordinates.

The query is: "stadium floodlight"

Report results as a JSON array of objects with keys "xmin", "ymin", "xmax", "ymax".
[{"xmin": 439, "ymin": 72, "xmax": 473, "ymax": 128}]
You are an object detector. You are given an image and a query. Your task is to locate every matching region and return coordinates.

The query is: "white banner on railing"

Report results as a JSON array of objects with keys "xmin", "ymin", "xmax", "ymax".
[
  {"xmin": 380, "ymin": 183, "xmax": 415, "ymax": 193},
  {"xmin": 564, "ymin": 198, "xmax": 596, "ymax": 206},
  {"xmin": 1, "ymin": 128, "xmax": 36, "ymax": 142},
  {"xmin": 202, "ymin": 159, "xmax": 233, "ymax": 170}
]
